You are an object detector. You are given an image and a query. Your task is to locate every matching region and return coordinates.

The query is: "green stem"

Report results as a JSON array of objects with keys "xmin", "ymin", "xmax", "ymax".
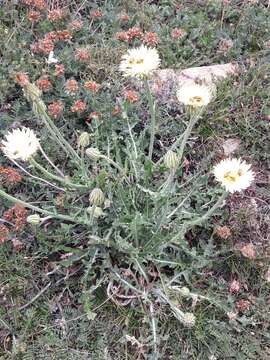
[
  {"xmin": 159, "ymin": 169, "xmax": 176, "ymax": 193},
  {"xmin": 178, "ymin": 108, "xmax": 203, "ymax": 164},
  {"xmin": 34, "ymin": 100, "xmax": 81, "ymax": 164},
  {"xmin": 0, "ymin": 188, "xmax": 86, "ymax": 225},
  {"xmin": 30, "ymin": 158, "xmax": 87, "ymax": 190},
  {"xmin": 183, "ymin": 191, "xmax": 228, "ymax": 230},
  {"xmin": 39, "ymin": 146, "xmax": 65, "ymax": 177},
  {"xmin": 144, "ymin": 79, "xmax": 156, "ymax": 160},
  {"xmin": 80, "ymin": 148, "xmax": 89, "ymax": 181},
  {"xmin": 100, "ymin": 155, "xmax": 130, "ymax": 183}
]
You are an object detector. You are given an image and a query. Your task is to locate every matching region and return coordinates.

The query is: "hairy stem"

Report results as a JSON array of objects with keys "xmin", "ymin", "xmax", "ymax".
[
  {"xmin": 178, "ymin": 108, "xmax": 203, "ymax": 164},
  {"xmin": 39, "ymin": 146, "xmax": 65, "ymax": 177},
  {"xmin": 144, "ymin": 79, "xmax": 156, "ymax": 160},
  {"xmin": 183, "ymin": 191, "xmax": 228, "ymax": 231},
  {"xmin": 31, "ymin": 97, "xmax": 81, "ymax": 165},
  {"xmin": 0, "ymin": 188, "xmax": 87, "ymax": 224},
  {"xmin": 30, "ymin": 158, "xmax": 87, "ymax": 190}
]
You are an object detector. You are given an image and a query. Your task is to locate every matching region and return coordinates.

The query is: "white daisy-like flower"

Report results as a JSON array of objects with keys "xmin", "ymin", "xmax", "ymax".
[
  {"xmin": 213, "ymin": 158, "xmax": 254, "ymax": 193},
  {"xmin": 119, "ymin": 45, "xmax": 160, "ymax": 78},
  {"xmin": 177, "ymin": 83, "xmax": 213, "ymax": 107},
  {"xmin": 2, "ymin": 127, "xmax": 40, "ymax": 161}
]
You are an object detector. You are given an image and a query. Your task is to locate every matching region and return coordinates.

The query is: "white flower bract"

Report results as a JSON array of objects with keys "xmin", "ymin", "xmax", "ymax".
[
  {"xmin": 177, "ymin": 83, "xmax": 213, "ymax": 107},
  {"xmin": 119, "ymin": 45, "xmax": 160, "ymax": 78},
  {"xmin": 2, "ymin": 127, "xmax": 40, "ymax": 161},
  {"xmin": 213, "ymin": 158, "xmax": 254, "ymax": 193}
]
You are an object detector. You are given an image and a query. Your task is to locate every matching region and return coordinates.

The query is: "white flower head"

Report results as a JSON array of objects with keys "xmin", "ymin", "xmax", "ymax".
[
  {"xmin": 2, "ymin": 127, "xmax": 40, "ymax": 161},
  {"xmin": 213, "ymin": 158, "xmax": 254, "ymax": 193},
  {"xmin": 177, "ymin": 83, "xmax": 214, "ymax": 107},
  {"xmin": 119, "ymin": 45, "xmax": 160, "ymax": 78},
  {"xmin": 46, "ymin": 51, "xmax": 58, "ymax": 64}
]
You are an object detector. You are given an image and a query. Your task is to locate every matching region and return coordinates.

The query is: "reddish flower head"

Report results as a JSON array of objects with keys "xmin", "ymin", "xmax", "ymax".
[
  {"xmin": 48, "ymin": 101, "xmax": 64, "ymax": 119},
  {"xmin": 47, "ymin": 9, "xmax": 65, "ymax": 22},
  {"xmin": 70, "ymin": 100, "xmax": 87, "ymax": 113},
  {"xmin": 0, "ymin": 167, "xmax": 22, "ymax": 186},
  {"xmin": 75, "ymin": 48, "xmax": 90, "ymax": 62},
  {"xmin": 84, "ymin": 81, "xmax": 98, "ymax": 93},
  {"xmin": 57, "ymin": 30, "xmax": 72, "ymax": 41},
  {"xmin": 143, "ymin": 32, "xmax": 159, "ymax": 47},
  {"xmin": 68, "ymin": 19, "xmax": 83, "ymax": 32},
  {"xmin": 116, "ymin": 32, "xmax": 129, "ymax": 42},
  {"xmin": 123, "ymin": 89, "xmax": 139, "ymax": 103},
  {"xmin": 36, "ymin": 76, "xmax": 52, "ymax": 92},
  {"xmin": 44, "ymin": 31, "xmax": 58, "ymax": 43},
  {"xmin": 54, "ymin": 64, "xmax": 65, "ymax": 77},
  {"xmin": 126, "ymin": 27, "xmax": 143, "ymax": 41},
  {"xmin": 65, "ymin": 79, "xmax": 79, "ymax": 95},
  {"xmin": 171, "ymin": 28, "xmax": 185, "ymax": 40},
  {"xmin": 27, "ymin": 10, "xmax": 41, "ymax": 22},
  {"xmin": 21, "ymin": 0, "xmax": 47, "ymax": 9},
  {"xmin": 0, "ymin": 224, "xmax": 9, "ymax": 243},
  {"xmin": 90, "ymin": 9, "xmax": 102, "ymax": 19},
  {"xmin": 37, "ymin": 38, "xmax": 54, "ymax": 54},
  {"xmin": 3, "ymin": 204, "xmax": 28, "ymax": 232},
  {"xmin": 215, "ymin": 225, "xmax": 231, "ymax": 239},
  {"xmin": 14, "ymin": 72, "xmax": 30, "ymax": 87}
]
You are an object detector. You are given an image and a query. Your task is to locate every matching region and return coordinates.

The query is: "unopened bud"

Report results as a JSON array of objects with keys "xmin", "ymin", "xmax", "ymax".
[
  {"xmin": 89, "ymin": 188, "xmax": 105, "ymax": 206},
  {"xmin": 78, "ymin": 132, "xmax": 90, "ymax": 148},
  {"xmin": 164, "ymin": 150, "xmax": 179, "ymax": 169},
  {"xmin": 182, "ymin": 312, "xmax": 196, "ymax": 328},
  {"xmin": 27, "ymin": 214, "xmax": 41, "ymax": 225},
  {"xmin": 87, "ymin": 206, "xmax": 103, "ymax": 218},
  {"xmin": 85, "ymin": 147, "xmax": 101, "ymax": 161},
  {"xmin": 24, "ymin": 83, "xmax": 42, "ymax": 101},
  {"xmin": 179, "ymin": 286, "xmax": 190, "ymax": 297}
]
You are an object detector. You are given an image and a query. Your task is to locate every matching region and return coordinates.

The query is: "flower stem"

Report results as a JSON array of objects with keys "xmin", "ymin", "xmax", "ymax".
[
  {"xmin": 39, "ymin": 146, "xmax": 65, "ymax": 177},
  {"xmin": 10, "ymin": 158, "xmax": 65, "ymax": 192},
  {"xmin": 144, "ymin": 79, "xmax": 156, "ymax": 160},
  {"xmin": 30, "ymin": 158, "xmax": 88, "ymax": 190},
  {"xmin": 159, "ymin": 169, "xmax": 176, "ymax": 193},
  {"xmin": 178, "ymin": 108, "xmax": 203, "ymax": 164},
  {"xmin": 33, "ymin": 99, "xmax": 81, "ymax": 165},
  {"xmin": 183, "ymin": 191, "xmax": 228, "ymax": 231},
  {"xmin": 0, "ymin": 188, "xmax": 86, "ymax": 225}
]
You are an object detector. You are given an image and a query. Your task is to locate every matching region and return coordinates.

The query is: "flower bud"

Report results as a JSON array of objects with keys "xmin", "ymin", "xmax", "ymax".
[
  {"xmin": 85, "ymin": 147, "xmax": 101, "ymax": 161},
  {"xmin": 164, "ymin": 150, "xmax": 179, "ymax": 169},
  {"xmin": 24, "ymin": 83, "xmax": 42, "ymax": 101},
  {"xmin": 87, "ymin": 206, "xmax": 103, "ymax": 218},
  {"xmin": 27, "ymin": 214, "xmax": 41, "ymax": 225},
  {"xmin": 182, "ymin": 312, "xmax": 196, "ymax": 328},
  {"xmin": 89, "ymin": 188, "xmax": 105, "ymax": 206},
  {"xmin": 78, "ymin": 132, "xmax": 90, "ymax": 148},
  {"xmin": 179, "ymin": 286, "xmax": 190, "ymax": 297}
]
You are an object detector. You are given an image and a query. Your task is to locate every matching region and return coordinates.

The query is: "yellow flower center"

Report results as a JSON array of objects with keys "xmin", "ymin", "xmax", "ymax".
[
  {"xmin": 189, "ymin": 96, "xmax": 203, "ymax": 106},
  {"xmin": 128, "ymin": 58, "xmax": 144, "ymax": 65},
  {"xmin": 224, "ymin": 169, "xmax": 243, "ymax": 183}
]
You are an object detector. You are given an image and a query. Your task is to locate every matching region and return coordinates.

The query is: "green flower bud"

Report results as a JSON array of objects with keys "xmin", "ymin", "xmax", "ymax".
[
  {"xmin": 78, "ymin": 132, "xmax": 90, "ymax": 148},
  {"xmin": 89, "ymin": 188, "xmax": 105, "ymax": 206},
  {"xmin": 164, "ymin": 150, "xmax": 179, "ymax": 169},
  {"xmin": 27, "ymin": 214, "xmax": 41, "ymax": 225},
  {"xmin": 24, "ymin": 83, "xmax": 42, "ymax": 101},
  {"xmin": 87, "ymin": 206, "xmax": 103, "ymax": 218},
  {"xmin": 179, "ymin": 286, "xmax": 190, "ymax": 297},
  {"xmin": 85, "ymin": 147, "xmax": 101, "ymax": 161},
  {"xmin": 182, "ymin": 312, "xmax": 196, "ymax": 328}
]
